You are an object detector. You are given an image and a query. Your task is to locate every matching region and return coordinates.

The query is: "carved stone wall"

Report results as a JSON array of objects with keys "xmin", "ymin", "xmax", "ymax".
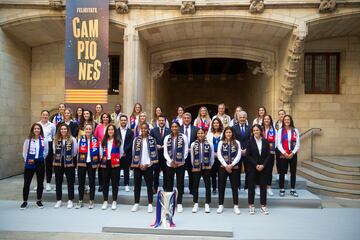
[
  {"xmin": 319, "ymin": 0, "xmax": 337, "ymax": 13},
  {"xmin": 115, "ymin": 0, "xmax": 129, "ymax": 14},
  {"xmin": 180, "ymin": 1, "xmax": 196, "ymax": 15},
  {"xmin": 249, "ymin": 0, "xmax": 264, "ymax": 14}
]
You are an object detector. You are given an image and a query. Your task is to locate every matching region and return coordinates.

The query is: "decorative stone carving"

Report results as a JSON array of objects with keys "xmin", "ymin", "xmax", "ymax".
[
  {"xmin": 115, "ymin": 0, "xmax": 129, "ymax": 14},
  {"xmin": 49, "ymin": 0, "xmax": 63, "ymax": 10},
  {"xmin": 249, "ymin": 0, "xmax": 264, "ymax": 14},
  {"xmin": 260, "ymin": 62, "xmax": 274, "ymax": 77},
  {"xmin": 180, "ymin": 1, "xmax": 196, "ymax": 15},
  {"xmin": 280, "ymin": 31, "xmax": 306, "ymax": 112},
  {"xmin": 151, "ymin": 63, "xmax": 170, "ymax": 81},
  {"xmin": 319, "ymin": 0, "xmax": 336, "ymax": 13}
]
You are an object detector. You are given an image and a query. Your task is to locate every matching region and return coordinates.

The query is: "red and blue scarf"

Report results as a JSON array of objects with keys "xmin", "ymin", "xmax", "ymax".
[
  {"xmin": 196, "ymin": 118, "xmax": 209, "ymax": 132},
  {"xmin": 78, "ymin": 135, "xmax": 99, "ymax": 168},
  {"xmin": 281, "ymin": 128, "xmax": 297, "ymax": 155},
  {"xmin": 54, "ymin": 114, "xmax": 63, "ymax": 127},
  {"xmin": 101, "ymin": 141, "xmax": 120, "ymax": 168},
  {"xmin": 25, "ymin": 138, "xmax": 45, "ymax": 170},
  {"xmin": 265, "ymin": 126, "xmax": 276, "ymax": 152}
]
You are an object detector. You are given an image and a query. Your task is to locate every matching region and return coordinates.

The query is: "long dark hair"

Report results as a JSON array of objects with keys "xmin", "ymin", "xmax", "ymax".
[
  {"xmin": 101, "ymin": 124, "xmax": 121, "ymax": 148},
  {"xmin": 251, "ymin": 124, "xmax": 264, "ymax": 137},
  {"xmin": 100, "ymin": 113, "xmax": 111, "ymax": 124},
  {"xmin": 282, "ymin": 114, "xmax": 295, "ymax": 128},
  {"xmin": 79, "ymin": 109, "xmax": 94, "ymax": 129},
  {"xmin": 28, "ymin": 123, "xmax": 44, "ymax": 139},
  {"xmin": 261, "ymin": 114, "xmax": 274, "ymax": 130},
  {"xmin": 211, "ymin": 117, "xmax": 224, "ymax": 134},
  {"xmin": 221, "ymin": 126, "xmax": 236, "ymax": 143}
]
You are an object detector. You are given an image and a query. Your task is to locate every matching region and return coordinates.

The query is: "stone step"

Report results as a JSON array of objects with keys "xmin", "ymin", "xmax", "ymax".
[
  {"xmin": 301, "ymin": 161, "xmax": 360, "ymax": 181},
  {"xmin": 306, "ymin": 181, "xmax": 360, "ymax": 199},
  {"xmin": 30, "ymin": 186, "xmax": 322, "ymax": 209},
  {"xmin": 313, "ymin": 156, "xmax": 360, "ymax": 173},
  {"xmin": 298, "ymin": 167, "xmax": 360, "ymax": 190}
]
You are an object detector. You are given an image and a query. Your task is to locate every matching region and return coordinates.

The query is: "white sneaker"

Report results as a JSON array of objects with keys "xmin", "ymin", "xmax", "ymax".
[
  {"xmin": 54, "ymin": 200, "xmax": 62, "ymax": 208},
  {"xmin": 261, "ymin": 205, "xmax": 269, "ymax": 215},
  {"xmin": 131, "ymin": 203, "xmax": 139, "ymax": 212},
  {"xmin": 255, "ymin": 186, "xmax": 260, "ymax": 196},
  {"xmin": 67, "ymin": 200, "xmax": 73, "ymax": 209},
  {"xmin": 147, "ymin": 204, "xmax": 153, "ymax": 213},
  {"xmin": 234, "ymin": 205, "xmax": 241, "ymax": 215},
  {"xmin": 177, "ymin": 204, "xmax": 183, "ymax": 213},
  {"xmin": 101, "ymin": 201, "xmax": 108, "ymax": 210},
  {"xmin": 249, "ymin": 205, "xmax": 255, "ymax": 215},
  {"xmin": 192, "ymin": 203, "xmax": 199, "ymax": 213},
  {"xmin": 88, "ymin": 201, "xmax": 94, "ymax": 209},
  {"xmin": 205, "ymin": 203, "xmax": 210, "ymax": 213},
  {"xmin": 267, "ymin": 188, "xmax": 274, "ymax": 196},
  {"xmin": 125, "ymin": 185, "xmax": 130, "ymax": 192},
  {"xmin": 46, "ymin": 183, "xmax": 51, "ymax": 192},
  {"xmin": 217, "ymin": 205, "xmax": 224, "ymax": 214},
  {"xmin": 111, "ymin": 201, "xmax": 117, "ymax": 210},
  {"xmin": 75, "ymin": 201, "xmax": 83, "ymax": 209}
]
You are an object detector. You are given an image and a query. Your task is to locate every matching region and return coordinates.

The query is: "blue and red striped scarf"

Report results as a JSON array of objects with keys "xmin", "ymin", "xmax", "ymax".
[
  {"xmin": 101, "ymin": 141, "xmax": 120, "ymax": 168},
  {"xmin": 281, "ymin": 128, "xmax": 297, "ymax": 154}
]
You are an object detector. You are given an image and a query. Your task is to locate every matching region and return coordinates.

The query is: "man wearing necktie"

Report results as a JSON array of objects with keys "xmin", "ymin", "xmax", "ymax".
[
  {"xmin": 180, "ymin": 112, "xmax": 198, "ymax": 194},
  {"xmin": 232, "ymin": 111, "xmax": 251, "ymax": 191}
]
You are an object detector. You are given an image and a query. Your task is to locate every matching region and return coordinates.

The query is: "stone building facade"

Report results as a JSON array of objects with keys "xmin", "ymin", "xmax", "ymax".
[{"xmin": 0, "ymin": 0, "xmax": 359, "ymax": 178}]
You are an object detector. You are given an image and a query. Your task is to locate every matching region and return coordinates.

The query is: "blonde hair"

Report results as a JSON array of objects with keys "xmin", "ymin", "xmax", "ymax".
[{"xmin": 195, "ymin": 106, "xmax": 211, "ymax": 125}]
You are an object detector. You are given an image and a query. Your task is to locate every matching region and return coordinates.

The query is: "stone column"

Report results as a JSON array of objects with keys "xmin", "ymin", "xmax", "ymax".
[{"xmin": 122, "ymin": 27, "xmax": 139, "ymax": 115}]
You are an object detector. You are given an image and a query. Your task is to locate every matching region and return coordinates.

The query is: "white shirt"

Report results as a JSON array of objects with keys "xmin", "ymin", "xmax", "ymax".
[
  {"xmin": 212, "ymin": 114, "xmax": 231, "ymax": 128},
  {"xmin": 163, "ymin": 133, "xmax": 189, "ymax": 167},
  {"xmin": 217, "ymin": 140, "xmax": 242, "ymax": 167},
  {"xmin": 119, "ymin": 127, "xmax": 127, "ymax": 155},
  {"xmin": 141, "ymin": 138, "xmax": 151, "ymax": 165},
  {"xmin": 22, "ymin": 138, "xmax": 49, "ymax": 161},
  {"xmin": 182, "ymin": 125, "xmax": 192, "ymax": 145},
  {"xmin": 175, "ymin": 117, "xmax": 183, "ymax": 126},
  {"xmin": 252, "ymin": 118, "xmax": 263, "ymax": 126},
  {"xmin": 107, "ymin": 139, "xmax": 113, "ymax": 159},
  {"xmin": 38, "ymin": 121, "xmax": 56, "ymax": 142},
  {"xmin": 255, "ymin": 137, "xmax": 262, "ymax": 155},
  {"xmin": 276, "ymin": 128, "xmax": 300, "ymax": 154},
  {"xmin": 190, "ymin": 141, "xmax": 215, "ymax": 167}
]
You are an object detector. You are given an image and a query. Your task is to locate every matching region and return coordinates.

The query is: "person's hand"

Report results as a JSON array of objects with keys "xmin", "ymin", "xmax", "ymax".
[
  {"xmin": 241, "ymin": 149, "xmax": 246, "ymax": 156},
  {"xmin": 157, "ymin": 145, "xmax": 162, "ymax": 149},
  {"xmin": 171, "ymin": 161, "xmax": 177, "ymax": 168},
  {"xmin": 140, "ymin": 164, "xmax": 148, "ymax": 171},
  {"xmin": 256, "ymin": 165, "xmax": 264, "ymax": 172},
  {"xmin": 214, "ymin": 153, "xmax": 218, "ymax": 158},
  {"xmin": 225, "ymin": 165, "xmax": 232, "ymax": 174},
  {"xmin": 288, "ymin": 152, "xmax": 294, "ymax": 159}
]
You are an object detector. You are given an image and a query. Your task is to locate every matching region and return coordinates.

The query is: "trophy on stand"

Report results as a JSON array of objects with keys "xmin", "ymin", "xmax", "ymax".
[{"xmin": 151, "ymin": 189, "xmax": 177, "ymax": 228}]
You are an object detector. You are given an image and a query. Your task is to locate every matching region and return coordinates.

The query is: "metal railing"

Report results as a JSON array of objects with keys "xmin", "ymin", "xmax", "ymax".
[{"xmin": 300, "ymin": 128, "xmax": 322, "ymax": 160}]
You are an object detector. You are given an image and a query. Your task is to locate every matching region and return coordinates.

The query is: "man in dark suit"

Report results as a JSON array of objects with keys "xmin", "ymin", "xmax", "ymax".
[
  {"xmin": 150, "ymin": 115, "xmax": 171, "ymax": 192},
  {"xmin": 180, "ymin": 112, "xmax": 198, "ymax": 194},
  {"xmin": 118, "ymin": 115, "xmax": 134, "ymax": 192},
  {"xmin": 232, "ymin": 111, "xmax": 251, "ymax": 191}
]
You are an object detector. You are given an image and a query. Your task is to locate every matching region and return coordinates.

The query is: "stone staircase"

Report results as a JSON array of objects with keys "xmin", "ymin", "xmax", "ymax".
[{"xmin": 299, "ymin": 156, "xmax": 360, "ymax": 199}]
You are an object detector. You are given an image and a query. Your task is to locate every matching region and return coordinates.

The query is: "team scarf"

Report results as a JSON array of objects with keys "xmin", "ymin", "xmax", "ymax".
[
  {"xmin": 167, "ymin": 134, "xmax": 186, "ymax": 164},
  {"xmin": 78, "ymin": 135, "xmax": 99, "ymax": 168},
  {"xmin": 281, "ymin": 127, "xmax": 297, "ymax": 155},
  {"xmin": 265, "ymin": 126, "xmax": 276, "ymax": 152},
  {"xmin": 131, "ymin": 135, "xmax": 158, "ymax": 168},
  {"xmin": 25, "ymin": 137, "xmax": 45, "ymax": 170},
  {"xmin": 221, "ymin": 141, "xmax": 239, "ymax": 167},
  {"xmin": 130, "ymin": 116, "xmax": 137, "ymax": 130},
  {"xmin": 53, "ymin": 138, "xmax": 74, "ymax": 168},
  {"xmin": 54, "ymin": 114, "xmax": 63, "ymax": 127},
  {"xmin": 192, "ymin": 140, "xmax": 212, "ymax": 171},
  {"xmin": 100, "ymin": 140, "xmax": 121, "ymax": 168},
  {"xmin": 195, "ymin": 118, "xmax": 209, "ymax": 132}
]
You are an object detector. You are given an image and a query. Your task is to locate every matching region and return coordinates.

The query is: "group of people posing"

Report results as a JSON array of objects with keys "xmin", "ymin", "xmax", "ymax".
[{"xmin": 21, "ymin": 102, "xmax": 300, "ymax": 216}]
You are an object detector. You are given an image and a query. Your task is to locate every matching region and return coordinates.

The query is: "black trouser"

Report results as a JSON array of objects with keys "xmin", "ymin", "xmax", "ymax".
[
  {"xmin": 153, "ymin": 151, "xmax": 167, "ymax": 191},
  {"xmin": 166, "ymin": 164, "xmax": 186, "ymax": 204},
  {"xmin": 78, "ymin": 163, "xmax": 96, "ymax": 201},
  {"xmin": 120, "ymin": 156, "xmax": 130, "ymax": 186},
  {"xmin": 275, "ymin": 149, "xmax": 281, "ymax": 175},
  {"xmin": 211, "ymin": 157, "xmax": 220, "ymax": 191},
  {"xmin": 54, "ymin": 165, "xmax": 75, "ymax": 201},
  {"xmin": 192, "ymin": 169, "xmax": 211, "ymax": 204},
  {"xmin": 185, "ymin": 155, "xmax": 193, "ymax": 193},
  {"xmin": 23, "ymin": 160, "xmax": 45, "ymax": 202},
  {"xmin": 102, "ymin": 161, "xmax": 120, "ymax": 201},
  {"xmin": 97, "ymin": 168, "xmax": 103, "ymax": 188},
  {"xmin": 218, "ymin": 167, "xmax": 240, "ymax": 205},
  {"xmin": 278, "ymin": 154, "xmax": 297, "ymax": 189},
  {"xmin": 134, "ymin": 167, "xmax": 153, "ymax": 204},
  {"xmin": 239, "ymin": 156, "xmax": 249, "ymax": 190},
  {"xmin": 248, "ymin": 166, "xmax": 267, "ymax": 205},
  {"xmin": 45, "ymin": 141, "xmax": 53, "ymax": 183},
  {"xmin": 266, "ymin": 154, "xmax": 275, "ymax": 186}
]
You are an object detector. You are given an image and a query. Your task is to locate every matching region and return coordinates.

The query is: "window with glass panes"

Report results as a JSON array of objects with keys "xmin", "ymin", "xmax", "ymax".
[{"xmin": 304, "ymin": 53, "xmax": 340, "ymax": 94}]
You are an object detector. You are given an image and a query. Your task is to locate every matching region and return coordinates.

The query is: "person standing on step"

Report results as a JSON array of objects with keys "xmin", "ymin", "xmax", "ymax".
[
  {"xmin": 180, "ymin": 112, "xmax": 198, "ymax": 195},
  {"xmin": 131, "ymin": 123, "xmax": 158, "ymax": 213},
  {"xmin": 193, "ymin": 106, "xmax": 211, "ymax": 133},
  {"xmin": 274, "ymin": 109, "xmax": 286, "ymax": 182},
  {"xmin": 38, "ymin": 110, "xmax": 56, "ymax": 192},
  {"xmin": 191, "ymin": 128, "xmax": 214, "ymax": 213},
  {"xmin": 164, "ymin": 122, "xmax": 189, "ymax": 213},
  {"xmin": 76, "ymin": 124, "xmax": 99, "ymax": 209},
  {"xmin": 211, "ymin": 103, "xmax": 231, "ymax": 129},
  {"xmin": 217, "ymin": 127, "xmax": 242, "ymax": 215},
  {"xmin": 252, "ymin": 106, "xmax": 267, "ymax": 126},
  {"xmin": 51, "ymin": 103, "xmax": 66, "ymax": 127},
  {"xmin": 276, "ymin": 115, "xmax": 300, "ymax": 197},
  {"xmin": 129, "ymin": 103, "xmax": 142, "ymax": 132},
  {"xmin": 118, "ymin": 115, "xmax": 134, "ymax": 192},
  {"xmin": 172, "ymin": 106, "xmax": 184, "ymax": 126},
  {"xmin": 206, "ymin": 117, "xmax": 224, "ymax": 195},
  {"xmin": 20, "ymin": 123, "xmax": 48, "ymax": 210},
  {"xmin": 110, "ymin": 104, "xmax": 123, "ymax": 129},
  {"xmin": 56, "ymin": 108, "xmax": 78, "ymax": 138},
  {"xmin": 262, "ymin": 114, "xmax": 276, "ymax": 196},
  {"xmin": 150, "ymin": 115, "xmax": 171, "ymax": 193},
  {"xmin": 100, "ymin": 124, "xmax": 121, "ymax": 210},
  {"xmin": 53, "ymin": 123, "xmax": 78, "ymax": 209},
  {"xmin": 232, "ymin": 111, "xmax": 251, "ymax": 192},
  {"xmin": 247, "ymin": 124, "xmax": 270, "ymax": 215},
  {"xmin": 94, "ymin": 104, "xmax": 104, "ymax": 124},
  {"xmin": 151, "ymin": 106, "xmax": 170, "ymax": 129}
]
